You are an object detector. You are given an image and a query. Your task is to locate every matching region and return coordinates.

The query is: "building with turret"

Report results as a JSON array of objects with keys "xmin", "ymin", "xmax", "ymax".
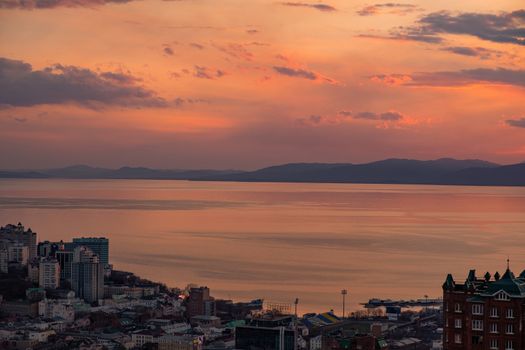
[{"xmin": 443, "ymin": 263, "xmax": 525, "ymax": 350}]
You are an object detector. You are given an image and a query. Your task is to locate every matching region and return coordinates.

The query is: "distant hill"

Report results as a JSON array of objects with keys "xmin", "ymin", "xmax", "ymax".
[
  {"xmin": 0, "ymin": 171, "xmax": 49, "ymax": 179},
  {"xmin": 1, "ymin": 158, "xmax": 524, "ymax": 186},
  {"xmin": 443, "ymin": 162, "xmax": 525, "ymax": 186},
  {"xmin": 206, "ymin": 158, "xmax": 506, "ymax": 185},
  {"xmin": 0, "ymin": 165, "xmax": 243, "ymax": 180}
]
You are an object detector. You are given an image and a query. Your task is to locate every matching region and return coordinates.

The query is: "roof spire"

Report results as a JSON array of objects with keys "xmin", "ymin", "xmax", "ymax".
[{"xmin": 507, "ymin": 257, "xmax": 510, "ymax": 270}]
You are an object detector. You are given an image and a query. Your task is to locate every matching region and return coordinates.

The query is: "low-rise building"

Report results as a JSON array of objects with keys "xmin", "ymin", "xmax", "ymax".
[{"xmin": 38, "ymin": 298, "xmax": 75, "ymax": 323}]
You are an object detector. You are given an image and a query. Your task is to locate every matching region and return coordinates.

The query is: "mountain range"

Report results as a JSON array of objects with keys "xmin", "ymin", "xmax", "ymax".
[{"xmin": 1, "ymin": 158, "xmax": 524, "ymax": 186}]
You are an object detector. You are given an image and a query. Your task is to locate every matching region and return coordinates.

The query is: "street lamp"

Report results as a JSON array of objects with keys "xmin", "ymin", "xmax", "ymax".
[
  {"xmin": 341, "ymin": 289, "xmax": 348, "ymax": 319},
  {"xmin": 293, "ymin": 298, "xmax": 299, "ymax": 350}
]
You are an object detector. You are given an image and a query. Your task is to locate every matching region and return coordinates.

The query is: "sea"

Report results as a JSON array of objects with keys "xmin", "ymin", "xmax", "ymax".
[{"xmin": 1, "ymin": 179, "xmax": 524, "ymax": 314}]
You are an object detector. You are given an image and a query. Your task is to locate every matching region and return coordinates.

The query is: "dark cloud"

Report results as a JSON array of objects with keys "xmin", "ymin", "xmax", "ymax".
[
  {"xmin": 348, "ymin": 111, "xmax": 404, "ymax": 121},
  {"xmin": 410, "ymin": 68, "xmax": 525, "ymax": 87},
  {"xmin": 297, "ymin": 111, "xmax": 405, "ymax": 126},
  {"xmin": 296, "ymin": 115, "xmax": 324, "ymax": 126},
  {"xmin": 0, "ymin": 57, "xmax": 166, "ymax": 107},
  {"xmin": 1, "ymin": 0, "xmax": 191, "ymax": 9},
  {"xmin": 193, "ymin": 65, "xmax": 226, "ymax": 80},
  {"xmin": 273, "ymin": 66, "xmax": 316, "ymax": 80},
  {"xmin": 173, "ymin": 97, "xmax": 208, "ymax": 108},
  {"xmin": 281, "ymin": 2, "xmax": 336, "ymax": 12},
  {"xmin": 397, "ymin": 10, "xmax": 525, "ymax": 45},
  {"xmin": 0, "ymin": 0, "xmax": 136, "ymax": 9},
  {"xmin": 357, "ymin": 3, "xmax": 420, "ymax": 16},
  {"xmin": 246, "ymin": 29, "xmax": 259, "ymax": 34},
  {"xmin": 506, "ymin": 118, "xmax": 525, "ymax": 128},
  {"xmin": 441, "ymin": 46, "xmax": 504, "ymax": 59},
  {"xmin": 163, "ymin": 46, "xmax": 174, "ymax": 56},
  {"xmin": 357, "ymin": 33, "xmax": 444, "ymax": 44},
  {"xmin": 273, "ymin": 65, "xmax": 339, "ymax": 84},
  {"xmin": 371, "ymin": 68, "xmax": 525, "ymax": 88}
]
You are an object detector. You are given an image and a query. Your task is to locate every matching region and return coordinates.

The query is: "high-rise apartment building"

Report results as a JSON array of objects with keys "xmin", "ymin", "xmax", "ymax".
[
  {"xmin": 443, "ymin": 266, "xmax": 525, "ymax": 350},
  {"xmin": 71, "ymin": 246, "xmax": 104, "ymax": 304},
  {"xmin": 56, "ymin": 250, "xmax": 74, "ymax": 283},
  {"xmin": 72, "ymin": 237, "xmax": 109, "ymax": 266},
  {"xmin": 8, "ymin": 243, "xmax": 28, "ymax": 265},
  {"xmin": 0, "ymin": 248, "xmax": 8, "ymax": 273},
  {"xmin": 0, "ymin": 223, "xmax": 37, "ymax": 260},
  {"xmin": 39, "ymin": 257, "xmax": 60, "ymax": 289}
]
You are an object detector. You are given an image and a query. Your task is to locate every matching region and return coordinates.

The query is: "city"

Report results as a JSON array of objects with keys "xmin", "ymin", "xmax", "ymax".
[
  {"xmin": 1, "ymin": 0, "xmax": 524, "ymax": 349},
  {"xmin": 0, "ymin": 222, "xmax": 452, "ymax": 350}
]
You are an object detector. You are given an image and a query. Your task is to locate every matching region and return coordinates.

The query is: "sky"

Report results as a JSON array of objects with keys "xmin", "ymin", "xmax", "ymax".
[{"xmin": 0, "ymin": 0, "xmax": 524, "ymax": 170}]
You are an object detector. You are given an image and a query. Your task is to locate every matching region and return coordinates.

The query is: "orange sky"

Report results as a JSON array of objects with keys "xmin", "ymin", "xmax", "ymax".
[{"xmin": 0, "ymin": 0, "xmax": 524, "ymax": 169}]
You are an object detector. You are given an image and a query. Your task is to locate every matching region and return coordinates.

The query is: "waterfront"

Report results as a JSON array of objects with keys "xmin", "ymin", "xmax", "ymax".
[{"xmin": 1, "ymin": 179, "xmax": 524, "ymax": 313}]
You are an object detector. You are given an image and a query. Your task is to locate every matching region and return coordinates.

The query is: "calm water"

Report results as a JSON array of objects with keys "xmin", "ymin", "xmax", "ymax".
[{"xmin": 1, "ymin": 179, "xmax": 524, "ymax": 314}]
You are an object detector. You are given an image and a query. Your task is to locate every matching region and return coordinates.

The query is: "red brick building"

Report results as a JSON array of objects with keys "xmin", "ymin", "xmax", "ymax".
[{"xmin": 443, "ymin": 266, "xmax": 525, "ymax": 350}]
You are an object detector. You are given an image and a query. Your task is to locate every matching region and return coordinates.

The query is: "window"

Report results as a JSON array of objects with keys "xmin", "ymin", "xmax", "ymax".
[
  {"xmin": 490, "ymin": 307, "xmax": 499, "ymax": 318},
  {"xmin": 490, "ymin": 339, "xmax": 498, "ymax": 350},
  {"xmin": 506, "ymin": 308, "xmax": 514, "ymax": 319},
  {"xmin": 455, "ymin": 303, "xmax": 462, "ymax": 312},
  {"xmin": 505, "ymin": 340, "xmax": 514, "ymax": 350},
  {"xmin": 455, "ymin": 319, "xmax": 462, "ymax": 328},
  {"xmin": 490, "ymin": 322, "xmax": 498, "ymax": 334},
  {"xmin": 472, "ymin": 319, "xmax": 483, "ymax": 331},
  {"xmin": 472, "ymin": 304, "xmax": 483, "ymax": 315},
  {"xmin": 506, "ymin": 323, "xmax": 514, "ymax": 334},
  {"xmin": 454, "ymin": 333, "xmax": 462, "ymax": 344},
  {"xmin": 496, "ymin": 292, "xmax": 510, "ymax": 301}
]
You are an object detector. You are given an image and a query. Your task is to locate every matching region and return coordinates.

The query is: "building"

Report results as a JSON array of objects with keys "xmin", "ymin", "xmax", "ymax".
[
  {"xmin": 189, "ymin": 315, "xmax": 221, "ymax": 328},
  {"xmin": 443, "ymin": 266, "xmax": 525, "ymax": 350},
  {"xmin": 37, "ymin": 240, "xmax": 63, "ymax": 258},
  {"xmin": 235, "ymin": 326, "xmax": 296, "ymax": 350},
  {"xmin": 72, "ymin": 237, "xmax": 109, "ymax": 266},
  {"xmin": 8, "ymin": 242, "xmax": 29, "ymax": 265},
  {"xmin": 131, "ymin": 329, "xmax": 164, "ymax": 347},
  {"xmin": 38, "ymin": 299, "xmax": 75, "ymax": 323},
  {"xmin": 0, "ymin": 300, "xmax": 39, "ymax": 317},
  {"xmin": 0, "ymin": 223, "xmax": 37, "ymax": 259},
  {"xmin": 186, "ymin": 286, "xmax": 216, "ymax": 318},
  {"xmin": 72, "ymin": 246, "xmax": 104, "ymax": 304},
  {"xmin": 28, "ymin": 258, "xmax": 40, "ymax": 282},
  {"xmin": 156, "ymin": 334, "xmax": 203, "ymax": 350},
  {"xmin": 39, "ymin": 257, "xmax": 61, "ymax": 289},
  {"xmin": 0, "ymin": 247, "xmax": 7, "ymax": 273},
  {"xmin": 56, "ymin": 249, "xmax": 74, "ymax": 283}
]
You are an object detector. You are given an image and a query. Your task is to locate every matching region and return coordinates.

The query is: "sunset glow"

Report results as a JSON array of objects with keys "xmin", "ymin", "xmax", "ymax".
[{"xmin": 1, "ymin": 0, "xmax": 524, "ymax": 169}]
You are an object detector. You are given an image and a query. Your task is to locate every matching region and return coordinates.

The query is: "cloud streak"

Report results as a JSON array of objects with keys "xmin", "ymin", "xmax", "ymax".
[
  {"xmin": 357, "ymin": 3, "xmax": 420, "ymax": 16},
  {"xmin": 193, "ymin": 65, "xmax": 226, "ymax": 80},
  {"xmin": 273, "ymin": 66, "xmax": 339, "ymax": 84},
  {"xmin": 280, "ymin": 2, "xmax": 336, "ymax": 12},
  {"xmin": 351, "ymin": 111, "xmax": 404, "ymax": 121},
  {"xmin": 506, "ymin": 118, "xmax": 525, "ymax": 128},
  {"xmin": 371, "ymin": 68, "xmax": 525, "ymax": 88},
  {"xmin": 0, "ymin": 0, "xmax": 136, "ymax": 9},
  {"xmin": 441, "ymin": 46, "xmax": 504, "ymax": 60},
  {"xmin": 296, "ymin": 110, "xmax": 406, "ymax": 126},
  {"xmin": 0, "ymin": 57, "xmax": 166, "ymax": 107}
]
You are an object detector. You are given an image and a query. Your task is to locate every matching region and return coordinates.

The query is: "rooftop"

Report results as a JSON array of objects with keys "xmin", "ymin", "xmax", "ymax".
[{"xmin": 443, "ymin": 266, "xmax": 525, "ymax": 298}]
